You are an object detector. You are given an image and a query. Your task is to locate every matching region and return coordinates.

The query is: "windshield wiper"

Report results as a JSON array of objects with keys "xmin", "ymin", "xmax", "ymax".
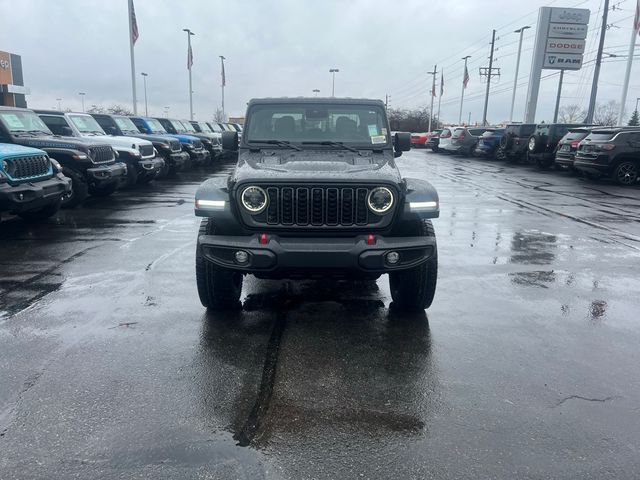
[
  {"xmin": 301, "ymin": 141, "xmax": 360, "ymax": 153},
  {"xmin": 249, "ymin": 140, "xmax": 302, "ymax": 151},
  {"xmin": 28, "ymin": 130, "xmax": 53, "ymax": 136}
]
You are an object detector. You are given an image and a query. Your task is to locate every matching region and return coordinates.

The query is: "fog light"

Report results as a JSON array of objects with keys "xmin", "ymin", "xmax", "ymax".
[
  {"xmin": 386, "ymin": 251, "xmax": 400, "ymax": 265},
  {"xmin": 235, "ymin": 251, "xmax": 249, "ymax": 264}
]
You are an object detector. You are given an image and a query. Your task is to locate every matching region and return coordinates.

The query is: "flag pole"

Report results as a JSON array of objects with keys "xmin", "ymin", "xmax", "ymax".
[
  {"xmin": 128, "ymin": 0, "xmax": 137, "ymax": 114},
  {"xmin": 617, "ymin": 5, "xmax": 638, "ymax": 125}
]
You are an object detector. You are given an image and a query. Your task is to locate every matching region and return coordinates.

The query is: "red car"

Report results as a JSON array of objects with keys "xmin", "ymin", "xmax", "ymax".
[{"xmin": 410, "ymin": 132, "xmax": 430, "ymax": 147}]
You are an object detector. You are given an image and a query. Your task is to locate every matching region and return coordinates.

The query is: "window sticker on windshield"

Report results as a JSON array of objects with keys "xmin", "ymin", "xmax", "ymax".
[
  {"xmin": 381, "ymin": 128, "xmax": 387, "ymax": 135},
  {"xmin": 71, "ymin": 117, "xmax": 88, "ymax": 129},
  {"xmin": 371, "ymin": 135, "xmax": 386, "ymax": 144},
  {"xmin": 368, "ymin": 124, "xmax": 379, "ymax": 136},
  {"xmin": 2, "ymin": 114, "xmax": 25, "ymax": 130}
]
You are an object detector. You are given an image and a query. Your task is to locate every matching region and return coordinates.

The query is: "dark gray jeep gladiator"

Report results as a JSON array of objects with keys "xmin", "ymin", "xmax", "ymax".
[{"xmin": 194, "ymin": 98, "xmax": 440, "ymax": 311}]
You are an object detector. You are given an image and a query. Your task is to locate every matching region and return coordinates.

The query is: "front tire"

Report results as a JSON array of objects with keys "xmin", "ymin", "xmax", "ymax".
[
  {"xmin": 389, "ymin": 220, "xmax": 438, "ymax": 311},
  {"xmin": 61, "ymin": 167, "xmax": 88, "ymax": 208},
  {"xmin": 196, "ymin": 218, "xmax": 243, "ymax": 310}
]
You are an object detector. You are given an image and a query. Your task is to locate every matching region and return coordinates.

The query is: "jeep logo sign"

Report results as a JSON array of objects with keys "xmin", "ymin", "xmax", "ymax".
[
  {"xmin": 543, "ymin": 53, "xmax": 583, "ymax": 70},
  {"xmin": 546, "ymin": 38, "xmax": 586, "ymax": 54}
]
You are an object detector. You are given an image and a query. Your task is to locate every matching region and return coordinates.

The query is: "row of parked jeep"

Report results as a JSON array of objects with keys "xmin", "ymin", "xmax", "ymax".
[
  {"xmin": 0, "ymin": 105, "xmax": 243, "ymax": 223},
  {"xmin": 413, "ymin": 123, "xmax": 640, "ymax": 186}
]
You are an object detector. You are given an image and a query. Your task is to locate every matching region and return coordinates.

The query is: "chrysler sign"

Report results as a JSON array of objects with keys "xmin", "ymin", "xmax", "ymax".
[
  {"xmin": 548, "ymin": 23, "xmax": 588, "ymax": 39},
  {"xmin": 545, "ymin": 38, "xmax": 586, "ymax": 54}
]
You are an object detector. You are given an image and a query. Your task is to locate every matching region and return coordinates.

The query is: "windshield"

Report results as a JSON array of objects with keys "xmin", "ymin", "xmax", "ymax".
[
  {"xmin": 208, "ymin": 123, "xmax": 223, "ymax": 132},
  {"xmin": 114, "ymin": 116, "xmax": 140, "ymax": 133},
  {"xmin": 69, "ymin": 115, "xmax": 105, "ymax": 134},
  {"xmin": 146, "ymin": 118, "xmax": 167, "ymax": 134},
  {"xmin": 169, "ymin": 120, "xmax": 187, "ymax": 133},
  {"xmin": 245, "ymin": 103, "xmax": 389, "ymax": 145},
  {"xmin": 0, "ymin": 110, "xmax": 52, "ymax": 134},
  {"xmin": 198, "ymin": 122, "xmax": 212, "ymax": 133},
  {"xmin": 180, "ymin": 121, "xmax": 196, "ymax": 133}
]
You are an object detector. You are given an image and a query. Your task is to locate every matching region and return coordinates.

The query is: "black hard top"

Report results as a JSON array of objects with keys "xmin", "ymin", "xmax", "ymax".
[{"xmin": 247, "ymin": 97, "xmax": 385, "ymax": 106}]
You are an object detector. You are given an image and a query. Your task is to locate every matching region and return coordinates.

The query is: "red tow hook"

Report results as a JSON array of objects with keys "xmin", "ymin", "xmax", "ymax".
[
  {"xmin": 259, "ymin": 233, "xmax": 269, "ymax": 245},
  {"xmin": 367, "ymin": 234, "xmax": 376, "ymax": 245}
]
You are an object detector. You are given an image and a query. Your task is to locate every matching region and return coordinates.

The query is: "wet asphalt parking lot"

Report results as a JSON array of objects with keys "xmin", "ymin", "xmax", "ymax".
[{"xmin": 1, "ymin": 150, "xmax": 639, "ymax": 479}]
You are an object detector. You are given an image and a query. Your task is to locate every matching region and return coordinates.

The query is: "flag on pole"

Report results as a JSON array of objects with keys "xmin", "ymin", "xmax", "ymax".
[
  {"xmin": 187, "ymin": 44, "xmax": 193, "ymax": 70},
  {"xmin": 440, "ymin": 71, "xmax": 444, "ymax": 96},
  {"xmin": 463, "ymin": 65, "xmax": 470, "ymax": 89},
  {"xmin": 129, "ymin": 0, "xmax": 139, "ymax": 45},
  {"xmin": 221, "ymin": 58, "xmax": 226, "ymax": 87},
  {"xmin": 635, "ymin": 0, "xmax": 640, "ymax": 35}
]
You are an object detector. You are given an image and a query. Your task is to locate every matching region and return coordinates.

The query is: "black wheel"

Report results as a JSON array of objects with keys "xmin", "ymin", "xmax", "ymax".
[
  {"xmin": 389, "ymin": 220, "xmax": 438, "ymax": 311},
  {"xmin": 431, "ymin": 146, "xmax": 439, "ymax": 153},
  {"xmin": 61, "ymin": 167, "xmax": 88, "ymax": 208},
  {"xmin": 124, "ymin": 162, "xmax": 139, "ymax": 188},
  {"xmin": 495, "ymin": 146, "xmax": 506, "ymax": 161},
  {"xmin": 89, "ymin": 182, "xmax": 118, "ymax": 197},
  {"xmin": 18, "ymin": 200, "xmax": 62, "ymax": 223},
  {"xmin": 612, "ymin": 160, "xmax": 638, "ymax": 186},
  {"xmin": 196, "ymin": 218, "xmax": 243, "ymax": 310},
  {"xmin": 500, "ymin": 134, "xmax": 513, "ymax": 149},
  {"xmin": 157, "ymin": 156, "xmax": 171, "ymax": 178}
]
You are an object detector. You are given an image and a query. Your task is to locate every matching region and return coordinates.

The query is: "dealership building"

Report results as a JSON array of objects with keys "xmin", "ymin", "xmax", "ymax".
[{"xmin": 0, "ymin": 51, "xmax": 29, "ymax": 108}]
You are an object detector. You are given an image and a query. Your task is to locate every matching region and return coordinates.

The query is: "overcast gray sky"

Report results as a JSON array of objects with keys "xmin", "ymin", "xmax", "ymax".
[{"xmin": 1, "ymin": 0, "xmax": 638, "ymax": 124}]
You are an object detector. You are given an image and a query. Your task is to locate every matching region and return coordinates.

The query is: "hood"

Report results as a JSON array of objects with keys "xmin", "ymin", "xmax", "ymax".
[
  {"xmin": 169, "ymin": 134, "xmax": 200, "ymax": 144},
  {"xmin": 0, "ymin": 143, "xmax": 47, "ymax": 159},
  {"xmin": 122, "ymin": 132, "xmax": 173, "ymax": 145},
  {"xmin": 14, "ymin": 135, "xmax": 105, "ymax": 151},
  {"xmin": 79, "ymin": 134, "xmax": 152, "ymax": 150},
  {"xmin": 231, "ymin": 149, "xmax": 402, "ymax": 185}
]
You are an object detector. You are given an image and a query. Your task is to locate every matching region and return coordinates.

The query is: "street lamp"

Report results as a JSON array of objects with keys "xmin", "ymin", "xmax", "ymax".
[
  {"xmin": 509, "ymin": 26, "xmax": 530, "ymax": 122},
  {"xmin": 78, "ymin": 92, "xmax": 86, "ymax": 112},
  {"xmin": 329, "ymin": 68, "xmax": 339, "ymax": 97},
  {"xmin": 56, "ymin": 98, "xmax": 62, "ymax": 111},
  {"xmin": 164, "ymin": 106, "xmax": 170, "ymax": 118},
  {"xmin": 141, "ymin": 72, "xmax": 149, "ymax": 116},
  {"xmin": 313, "ymin": 89, "xmax": 320, "ymax": 96},
  {"xmin": 183, "ymin": 28, "xmax": 195, "ymax": 120},
  {"xmin": 219, "ymin": 55, "xmax": 226, "ymax": 120}
]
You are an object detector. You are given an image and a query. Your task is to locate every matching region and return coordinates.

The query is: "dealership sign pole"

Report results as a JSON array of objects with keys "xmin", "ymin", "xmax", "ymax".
[
  {"xmin": 524, "ymin": 7, "xmax": 589, "ymax": 123},
  {"xmin": 617, "ymin": 0, "xmax": 640, "ymax": 125}
]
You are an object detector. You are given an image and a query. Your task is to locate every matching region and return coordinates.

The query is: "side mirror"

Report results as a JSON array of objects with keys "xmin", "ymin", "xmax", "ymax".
[
  {"xmin": 394, "ymin": 132, "xmax": 411, "ymax": 157},
  {"xmin": 61, "ymin": 126, "xmax": 74, "ymax": 137},
  {"xmin": 222, "ymin": 131, "xmax": 239, "ymax": 151}
]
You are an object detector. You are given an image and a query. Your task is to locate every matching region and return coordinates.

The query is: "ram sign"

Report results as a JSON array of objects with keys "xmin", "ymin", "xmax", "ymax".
[
  {"xmin": 543, "ymin": 53, "xmax": 583, "ymax": 70},
  {"xmin": 545, "ymin": 38, "xmax": 586, "ymax": 54}
]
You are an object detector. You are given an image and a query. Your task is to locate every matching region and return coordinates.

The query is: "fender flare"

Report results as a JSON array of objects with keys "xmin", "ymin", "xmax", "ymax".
[{"xmin": 399, "ymin": 177, "xmax": 440, "ymax": 220}]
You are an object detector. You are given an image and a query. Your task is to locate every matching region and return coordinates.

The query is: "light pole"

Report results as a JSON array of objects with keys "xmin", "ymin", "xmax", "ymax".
[
  {"xmin": 313, "ymin": 89, "xmax": 320, "ymax": 96},
  {"xmin": 509, "ymin": 26, "xmax": 530, "ymax": 122},
  {"xmin": 56, "ymin": 98, "xmax": 62, "ymax": 111},
  {"xmin": 141, "ymin": 72, "xmax": 149, "ymax": 116},
  {"xmin": 458, "ymin": 56, "xmax": 471, "ymax": 124},
  {"xmin": 78, "ymin": 92, "xmax": 86, "ymax": 112},
  {"xmin": 636, "ymin": 97, "xmax": 640, "ymax": 113},
  {"xmin": 183, "ymin": 28, "xmax": 195, "ymax": 120},
  {"xmin": 164, "ymin": 106, "xmax": 170, "ymax": 118},
  {"xmin": 329, "ymin": 68, "xmax": 339, "ymax": 97},
  {"xmin": 219, "ymin": 55, "xmax": 226, "ymax": 120}
]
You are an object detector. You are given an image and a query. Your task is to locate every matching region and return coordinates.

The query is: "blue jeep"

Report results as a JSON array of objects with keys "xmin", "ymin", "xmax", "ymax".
[
  {"xmin": 130, "ymin": 117, "xmax": 209, "ymax": 167},
  {"xmin": 0, "ymin": 143, "xmax": 71, "ymax": 222}
]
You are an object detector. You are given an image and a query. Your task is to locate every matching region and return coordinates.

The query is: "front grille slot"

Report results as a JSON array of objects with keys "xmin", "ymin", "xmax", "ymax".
[
  {"xmin": 4, "ymin": 155, "xmax": 50, "ymax": 179},
  {"xmin": 253, "ymin": 185, "xmax": 383, "ymax": 228},
  {"xmin": 139, "ymin": 144, "xmax": 154, "ymax": 157},
  {"xmin": 170, "ymin": 140, "xmax": 182, "ymax": 152},
  {"xmin": 88, "ymin": 145, "xmax": 114, "ymax": 164}
]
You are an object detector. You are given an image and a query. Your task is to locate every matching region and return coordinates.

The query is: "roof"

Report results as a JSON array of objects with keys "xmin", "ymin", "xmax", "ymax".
[
  {"xmin": 591, "ymin": 126, "xmax": 640, "ymax": 132},
  {"xmin": 247, "ymin": 97, "xmax": 385, "ymax": 106}
]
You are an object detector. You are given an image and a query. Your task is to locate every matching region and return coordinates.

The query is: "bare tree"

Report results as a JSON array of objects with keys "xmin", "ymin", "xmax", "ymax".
[
  {"xmin": 213, "ymin": 107, "xmax": 226, "ymax": 122},
  {"xmin": 593, "ymin": 100, "xmax": 620, "ymax": 126},
  {"xmin": 387, "ymin": 107, "xmax": 437, "ymax": 132},
  {"xmin": 558, "ymin": 104, "xmax": 585, "ymax": 123},
  {"xmin": 107, "ymin": 105, "xmax": 134, "ymax": 116},
  {"xmin": 86, "ymin": 105, "xmax": 106, "ymax": 114}
]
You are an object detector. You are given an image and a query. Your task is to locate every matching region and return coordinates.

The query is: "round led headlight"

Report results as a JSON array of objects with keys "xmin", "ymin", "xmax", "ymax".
[
  {"xmin": 367, "ymin": 187, "xmax": 394, "ymax": 214},
  {"xmin": 241, "ymin": 186, "xmax": 268, "ymax": 214}
]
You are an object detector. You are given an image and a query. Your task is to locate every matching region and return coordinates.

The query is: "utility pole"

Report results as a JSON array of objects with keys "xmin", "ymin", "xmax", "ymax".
[
  {"xmin": 183, "ymin": 28, "xmax": 195, "ymax": 121},
  {"xmin": 219, "ymin": 56, "xmax": 226, "ymax": 120},
  {"xmin": 427, "ymin": 64, "xmax": 437, "ymax": 133},
  {"xmin": 617, "ymin": 11, "xmax": 638, "ymax": 125},
  {"xmin": 585, "ymin": 0, "xmax": 610, "ymax": 124},
  {"xmin": 330, "ymin": 68, "xmax": 339, "ymax": 96},
  {"xmin": 56, "ymin": 98, "xmax": 62, "ymax": 111},
  {"xmin": 436, "ymin": 71, "xmax": 443, "ymax": 129},
  {"xmin": 78, "ymin": 92, "xmax": 85, "ymax": 112},
  {"xmin": 509, "ymin": 26, "xmax": 530, "ymax": 122},
  {"xmin": 553, "ymin": 70, "xmax": 565, "ymax": 123},
  {"xmin": 481, "ymin": 29, "xmax": 498, "ymax": 126},
  {"xmin": 385, "ymin": 94, "xmax": 389, "ymax": 109},
  {"xmin": 459, "ymin": 56, "xmax": 471, "ymax": 124}
]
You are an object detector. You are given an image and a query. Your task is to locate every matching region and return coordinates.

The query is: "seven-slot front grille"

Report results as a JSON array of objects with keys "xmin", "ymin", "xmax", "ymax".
[
  {"xmin": 170, "ymin": 140, "xmax": 182, "ymax": 152},
  {"xmin": 88, "ymin": 145, "xmax": 115, "ymax": 164},
  {"xmin": 4, "ymin": 155, "xmax": 50, "ymax": 180},
  {"xmin": 139, "ymin": 144, "xmax": 154, "ymax": 157},
  {"xmin": 257, "ymin": 185, "xmax": 378, "ymax": 227},
  {"xmin": 192, "ymin": 140, "xmax": 204, "ymax": 150}
]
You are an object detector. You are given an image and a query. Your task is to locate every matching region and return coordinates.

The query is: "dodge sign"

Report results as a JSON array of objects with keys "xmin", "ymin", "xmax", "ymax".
[{"xmin": 545, "ymin": 38, "xmax": 586, "ymax": 54}]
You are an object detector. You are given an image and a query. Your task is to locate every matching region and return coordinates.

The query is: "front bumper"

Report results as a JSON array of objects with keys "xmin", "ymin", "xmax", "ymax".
[
  {"xmin": 198, "ymin": 233, "xmax": 436, "ymax": 276},
  {"xmin": 86, "ymin": 162, "xmax": 127, "ymax": 186},
  {"xmin": 166, "ymin": 151, "xmax": 190, "ymax": 171},
  {"xmin": 138, "ymin": 157, "xmax": 164, "ymax": 177},
  {"xmin": 187, "ymin": 149, "xmax": 209, "ymax": 164},
  {"xmin": 0, "ymin": 173, "xmax": 71, "ymax": 213}
]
